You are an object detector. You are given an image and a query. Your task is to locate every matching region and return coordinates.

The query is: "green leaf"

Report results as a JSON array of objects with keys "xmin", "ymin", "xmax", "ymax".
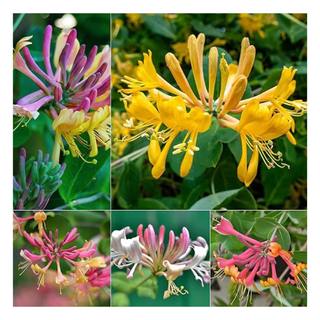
[
  {"xmin": 292, "ymin": 251, "xmax": 307, "ymax": 263},
  {"xmin": 137, "ymin": 286, "xmax": 157, "ymax": 299},
  {"xmin": 273, "ymin": 224, "xmax": 291, "ymax": 250},
  {"xmin": 13, "ymin": 125, "xmax": 32, "ymax": 148},
  {"xmin": 112, "ymin": 272, "xmax": 132, "ymax": 294},
  {"xmin": 142, "ymin": 14, "xmax": 176, "ymax": 40},
  {"xmin": 98, "ymin": 238, "xmax": 110, "ymax": 256},
  {"xmin": 135, "ymin": 198, "xmax": 168, "ymax": 209},
  {"xmin": 111, "ymin": 292, "xmax": 130, "ymax": 307},
  {"xmin": 219, "ymin": 187, "xmax": 257, "ymax": 209},
  {"xmin": 253, "ymin": 217, "xmax": 291, "ymax": 249},
  {"xmin": 275, "ymin": 14, "xmax": 307, "ymax": 43},
  {"xmin": 59, "ymin": 149, "xmax": 110, "ymax": 203},
  {"xmin": 253, "ymin": 217, "xmax": 278, "ymax": 234},
  {"xmin": 287, "ymin": 210, "xmax": 307, "ymax": 220},
  {"xmin": 190, "ymin": 188, "xmax": 245, "ymax": 210},
  {"xmin": 193, "ymin": 120, "xmax": 223, "ymax": 168},
  {"xmin": 167, "ymin": 132, "xmax": 206, "ymax": 179},
  {"xmin": 118, "ymin": 160, "xmax": 141, "ymax": 207},
  {"xmin": 112, "ymin": 268, "xmax": 157, "ymax": 298},
  {"xmin": 191, "ymin": 20, "xmax": 225, "ymax": 38}
]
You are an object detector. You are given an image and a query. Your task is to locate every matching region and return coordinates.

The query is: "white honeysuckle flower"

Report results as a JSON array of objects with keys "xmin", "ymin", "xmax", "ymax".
[
  {"xmin": 111, "ymin": 226, "xmax": 132, "ymax": 253},
  {"xmin": 111, "ymin": 227, "xmax": 142, "ymax": 279}
]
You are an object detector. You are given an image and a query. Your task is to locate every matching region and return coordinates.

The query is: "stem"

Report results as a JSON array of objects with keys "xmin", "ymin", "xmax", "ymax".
[
  {"xmin": 270, "ymin": 211, "xmax": 287, "ymax": 241},
  {"xmin": 132, "ymin": 274, "xmax": 153, "ymax": 290},
  {"xmin": 13, "ymin": 14, "xmax": 25, "ymax": 33},
  {"xmin": 111, "ymin": 146, "xmax": 148, "ymax": 169},
  {"xmin": 54, "ymin": 192, "xmax": 109, "ymax": 210}
]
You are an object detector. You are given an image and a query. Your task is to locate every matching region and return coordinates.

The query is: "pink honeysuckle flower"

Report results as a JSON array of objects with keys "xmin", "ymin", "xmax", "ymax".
[
  {"xmin": 13, "ymin": 212, "xmax": 34, "ymax": 238},
  {"xmin": 13, "ymin": 25, "xmax": 111, "ymax": 164},
  {"xmin": 111, "ymin": 224, "xmax": 210, "ymax": 299},
  {"xmin": 13, "ymin": 25, "xmax": 110, "ymax": 117},
  {"xmin": 212, "ymin": 217, "xmax": 307, "ymax": 302},
  {"xmin": 19, "ymin": 227, "xmax": 97, "ymax": 292},
  {"xmin": 67, "ymin": 255, "xmax": 111, "ymax": 304}
]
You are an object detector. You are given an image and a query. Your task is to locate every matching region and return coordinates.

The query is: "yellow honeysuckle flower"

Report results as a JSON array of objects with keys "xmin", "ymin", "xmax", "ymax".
[
  {"xmin": 125, "ymin": 13, "xmax": 144, "ymax": 29},
  {"xmin": 120, "ymin": 91, "xmax": 162, "ymax": 165},
  {"xmin": 221, "ymin": 100, "xmax": 293, "ymax": 187},
  {"xmin": 52, "ymin": 109, "xmax": 92, "ymax": 166},
  {"xmin": 236, "ymin": 66, "xmax": 307, "ymax": 130},
  {"xmin": 152, "ymin": 96, "xmax": 211, "ymax": 179},
  {"xmin": 31, "ymin": 264, "xmax": 47, "ymax": 289},
  {"xmin": 238, "ymin": 14, "xmax": 277, "ymax": 39},
  {"xmin": 112, "ymin": 111, "xmax": 138, "ymax": 156},
  {"xmin": 171, "ymin": 41, "xmax": 190, "ymax": 64},
  {"xmin": 121, "ymin": 34, "xmax": 255, "ymax": 114},
  {"xmin": 87, "ymin": 106, "xmax": 111, "ymax": 157}
]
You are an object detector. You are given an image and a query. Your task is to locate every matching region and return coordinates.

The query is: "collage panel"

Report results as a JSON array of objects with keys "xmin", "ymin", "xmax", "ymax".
[
  {"xmin": 13, "ymin": 13, "xmax": 111, "ymax": 211},
  {"xmin": 210, "ymin": 210, "xmax": 307, "ymax": 306},
  {"xmin": 110, "ymin": 13, "xmax": 307, "ymax": 211},
  {"xmin": 13, "ymin": 210, "xmax": 111, "ymax": 306},
  {"xmin": 110, "ymin": 210, "xmax": 210, "ymax": 306}
]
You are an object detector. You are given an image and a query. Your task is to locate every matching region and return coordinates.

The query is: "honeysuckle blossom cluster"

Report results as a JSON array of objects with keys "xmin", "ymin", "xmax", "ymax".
[
  {"xmin": 13, "ymin": 25, "xmax": 111, "ymax": 166},
  {"xmin": 117, "ymin": 33, "xmax": 307, "ymax": 186},
  {"xmin": 111, "ymin": 224, "xmax": 210, "ymax": 299},
  {"xmin": 212, "ymin": 217, "xmax": 307, "ymax": 305},
  {"xmin": 17, "ymin": 214, "xmax": 110, "ymax": 303}
]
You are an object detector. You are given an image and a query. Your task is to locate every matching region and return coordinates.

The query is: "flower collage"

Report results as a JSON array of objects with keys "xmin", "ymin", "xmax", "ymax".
[{"xmin": 12, "ymin": 13, "xmax": 307, "ymax": 308}]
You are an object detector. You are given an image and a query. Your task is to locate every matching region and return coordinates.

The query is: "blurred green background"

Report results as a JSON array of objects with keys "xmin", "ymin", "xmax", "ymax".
[
  {"xmin": 111, "ymin": 210, "xmax": 210, "ymax": 306},
  {"xmin": 111, "ymin": 13, "xmax": 307, "ymax": 211}
]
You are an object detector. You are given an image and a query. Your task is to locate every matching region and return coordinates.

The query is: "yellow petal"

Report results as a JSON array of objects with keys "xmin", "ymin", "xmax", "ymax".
[
  {"xmin": 237, "ymin": 134, "xmax": 247, "ymax": 183},
  {"xmin": 286, "ymin": 131, "xmax": 296, "ymax": 145},
  {"xmin": 219, "ymin": 75, "xmax": 247, "ymax": 118},
  {"xmin": 244, "ymin": 142, "xmax": 259, "ymax": 187},
  {"xmin": 127, "ymin": 92, "xmax": 160, "ymax": 124},
  {"xmin": 152, "ymin": 131, "xmax": 179, "ymax": 179},
  {"xmin": 148, "ymin": 138, "xmax": 161, "ymax": 166}
]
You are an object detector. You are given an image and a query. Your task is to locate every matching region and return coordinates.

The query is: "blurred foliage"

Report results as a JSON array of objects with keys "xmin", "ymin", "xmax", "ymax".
[
  {"xmin": 111, "ymin": 13, "xmax": 307, "ymax": 210},
  {"xmin": 210, "ymin": 210, "xmax": 307, "ymax": 307},
  {"xmin": 13, "ymin": 14, "xmax": 111, "ymax": 210},
  {"xmin": 13, "ymin": 210, "xmax": 110, "ymax": 306},
  {"xmin": 111, "ymin": 210, "xmax": 210, "ymax": 306}
]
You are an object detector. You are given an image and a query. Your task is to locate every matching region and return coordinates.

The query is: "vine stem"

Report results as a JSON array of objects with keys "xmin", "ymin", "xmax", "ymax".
[
  {"xmin": 13, "ymin": 14, "xmax": 25, "ymax": 33},
  {"xmin": 54, "ymin": 192, "xmax": 109, "ymax": 210},
  {"xmin": 111, "ymin": 146, "xmax": 148, "ymax": 169},
  {"xmin": 132, "ymin": 274, "xmax": 153, "ymax": 291}
]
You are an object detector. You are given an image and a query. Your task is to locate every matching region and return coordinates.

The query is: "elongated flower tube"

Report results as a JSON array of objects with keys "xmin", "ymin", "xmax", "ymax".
[
  {"xmin": 111, "ymin": 224, "xmax": 210, "ymax": 299},
  {"xmin": 219, "ymin": 99, "xmax": 293, "ymax": 186},
  {"xmin": 121, "ymin": 34, "xmax": 255, "ymax": 114},
  {"xmin": 235, "ymin": 66, "xmax": 307, "ymax": 129},
  {"xmin": 19, "ymin": 227, "xmax": 98, "ymax": 293},
  {"xmin": 13, "ymin": 25, "xmax": 111, "ymax": 165},
  {"xmin": 13, "ymin": 148, "xmax": 66, "ymax": 210},
  {"xmin": 212, "ymin": 217, "xmax": 307, "ymax": 304}
]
